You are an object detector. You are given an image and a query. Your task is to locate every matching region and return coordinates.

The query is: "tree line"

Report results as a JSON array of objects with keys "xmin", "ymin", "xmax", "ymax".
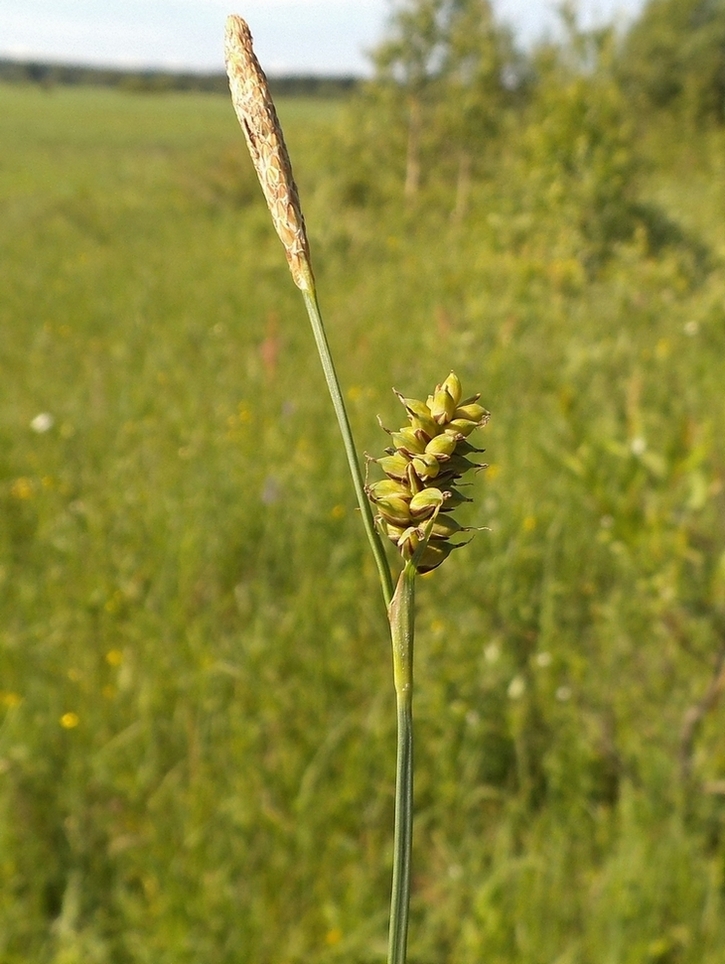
[{"xmin": 0, "ymin": 59, "xmax": 357, "ymax": 98}]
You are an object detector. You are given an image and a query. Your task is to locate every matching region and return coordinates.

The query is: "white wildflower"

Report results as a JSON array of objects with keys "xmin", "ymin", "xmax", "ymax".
[{"xmin": 30, "ymin": 413, "xmax": 54, "ymax": 433}]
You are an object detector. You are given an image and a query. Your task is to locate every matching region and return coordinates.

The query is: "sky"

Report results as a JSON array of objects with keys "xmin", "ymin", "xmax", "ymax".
[{"xmin": 0, "ymin": 0, "xmax": 647, "ymax": 75}]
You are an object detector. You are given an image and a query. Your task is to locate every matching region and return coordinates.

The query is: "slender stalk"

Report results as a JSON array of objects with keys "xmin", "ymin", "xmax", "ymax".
[
  {"xmin": 225, "ymin": 23, "xmax": 487, "ymax": 964},
  {"xmin": 387, "ymin": 563, "xmax": 416, "ymax": 964},
  {"xmin": 224, "ymin": 17, "xmax": 391, "ymax": 609},
  {"xmin": 301, "ymin": 285, "xmax": 394, "ymax": 608}
]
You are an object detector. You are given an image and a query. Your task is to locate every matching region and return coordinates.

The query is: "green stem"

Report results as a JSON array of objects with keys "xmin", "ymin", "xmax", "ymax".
[
  {"xmin": 301, "ymin": 284, "xmax": 394, "ymax": 608},
  {"xmin": 387, "ymin": 563, "xmax": 416, "ymax": 964}
]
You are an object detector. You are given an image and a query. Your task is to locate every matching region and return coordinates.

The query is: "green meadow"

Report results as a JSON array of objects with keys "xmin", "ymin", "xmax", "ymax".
[{"xmin": 2, "ymin": 81, "xmax": 725, "ymax": 963}]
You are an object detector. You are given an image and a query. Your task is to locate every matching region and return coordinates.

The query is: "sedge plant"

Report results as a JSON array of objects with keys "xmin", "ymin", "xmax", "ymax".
[{"xmin": 224, "ymin": 16, "xmax": 488, "ymax": 963}]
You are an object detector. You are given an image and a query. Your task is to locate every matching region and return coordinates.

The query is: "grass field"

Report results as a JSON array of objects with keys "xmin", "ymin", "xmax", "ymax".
[{"xmin": 2, "ymin": 83, "xmax": 725, "ymax": 963}]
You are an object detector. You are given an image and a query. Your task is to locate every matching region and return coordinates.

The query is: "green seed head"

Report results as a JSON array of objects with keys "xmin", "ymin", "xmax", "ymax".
[
  {"xmin": 454, "ymin": 401, "xmax": 488, "ymax": 424},
  {"xmin": 368, "ymin": 373, "xmax": 489, "ymax": 572},
  {"xmin": 428, "ymin": 388, "xmax": 458, "ymax": 425},
  {"xmin": 375, "ymin": 452, "xmax": 411, "ymax": 481},
  {"xmin": 441, "ymin": 371, "xmax": 462, "ymax": 407},
  {"xmin": 389, "ymin": 427, "xmax": 426, "ymax": 455},
  {"xmin": 445, "ymin": 418, "xmax": 479, "ymax": 437},
  {"xmin": 425, "ymin": 433, "xmax": 458, "ymax": 458},
  {"xmin": 376, "ymin": 496, "xmax": 413, "ymax": 527},
  {"xmin": 409, "ymin": 413, "xmax": 440, "ymax": 439},
  {"xmin": 411, "ymin": 453, "xmax": 441, "ymax": 481},
  {"xmin": 409, "ymin": 487, "xmax": 446, "ymax": 520},
  {"xmin": 366, "ymin": 478, "xmax": 411, "ymax": 502}
]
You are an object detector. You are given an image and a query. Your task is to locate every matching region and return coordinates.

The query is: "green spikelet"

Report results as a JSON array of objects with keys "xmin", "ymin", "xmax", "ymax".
[{"xmin": 367, "ymin": 373, "xmax": 489, "ymax": 574}]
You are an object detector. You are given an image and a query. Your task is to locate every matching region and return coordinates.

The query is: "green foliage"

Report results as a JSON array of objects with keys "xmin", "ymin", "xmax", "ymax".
[
  {"xmin": 340, "ymin": 6, "xmax": 668, "ymax": 265},
  {"xmin": 374, "ymin": 0, "xmax": 445, "ymax": 89},
  {"xmin": 438, "ymin": 0, "xmax": 518, "ymax": 142},
  {"xmin": 514, "ymin": 24, "xmax": 640, "ymax": 270},
  {"xmin": 360, "ymin": 0, "xmax": 519, "ymax": 204},
  {"xmin": 1, "ymin": 74, "xmax": 725, "ymax": 964},
  {"xmin": 621, "ymin": 0, "xmax": 725, "ymax": 126}
]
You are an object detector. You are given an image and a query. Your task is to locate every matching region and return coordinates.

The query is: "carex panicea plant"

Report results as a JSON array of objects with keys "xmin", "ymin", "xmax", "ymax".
[{"xmin": 225, "ymin": 16, "xmax": 488, "ymax": 963}]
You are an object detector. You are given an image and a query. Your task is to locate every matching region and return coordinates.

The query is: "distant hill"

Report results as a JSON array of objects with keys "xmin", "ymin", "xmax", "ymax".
[{"xmin": 0, "ymin": 59, "xmax": 359, "ymax": 97}]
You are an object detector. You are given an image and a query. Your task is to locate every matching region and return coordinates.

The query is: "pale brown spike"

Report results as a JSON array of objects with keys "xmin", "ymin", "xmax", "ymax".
[{"xmin": 224, "ymin": 15, "xmax": 313, "ymax": 290}]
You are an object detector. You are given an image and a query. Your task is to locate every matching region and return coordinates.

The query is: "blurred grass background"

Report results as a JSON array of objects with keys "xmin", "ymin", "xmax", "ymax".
[{"xmin": 1, "ymin": 75, "xmax": 725, "ymax": 964}]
